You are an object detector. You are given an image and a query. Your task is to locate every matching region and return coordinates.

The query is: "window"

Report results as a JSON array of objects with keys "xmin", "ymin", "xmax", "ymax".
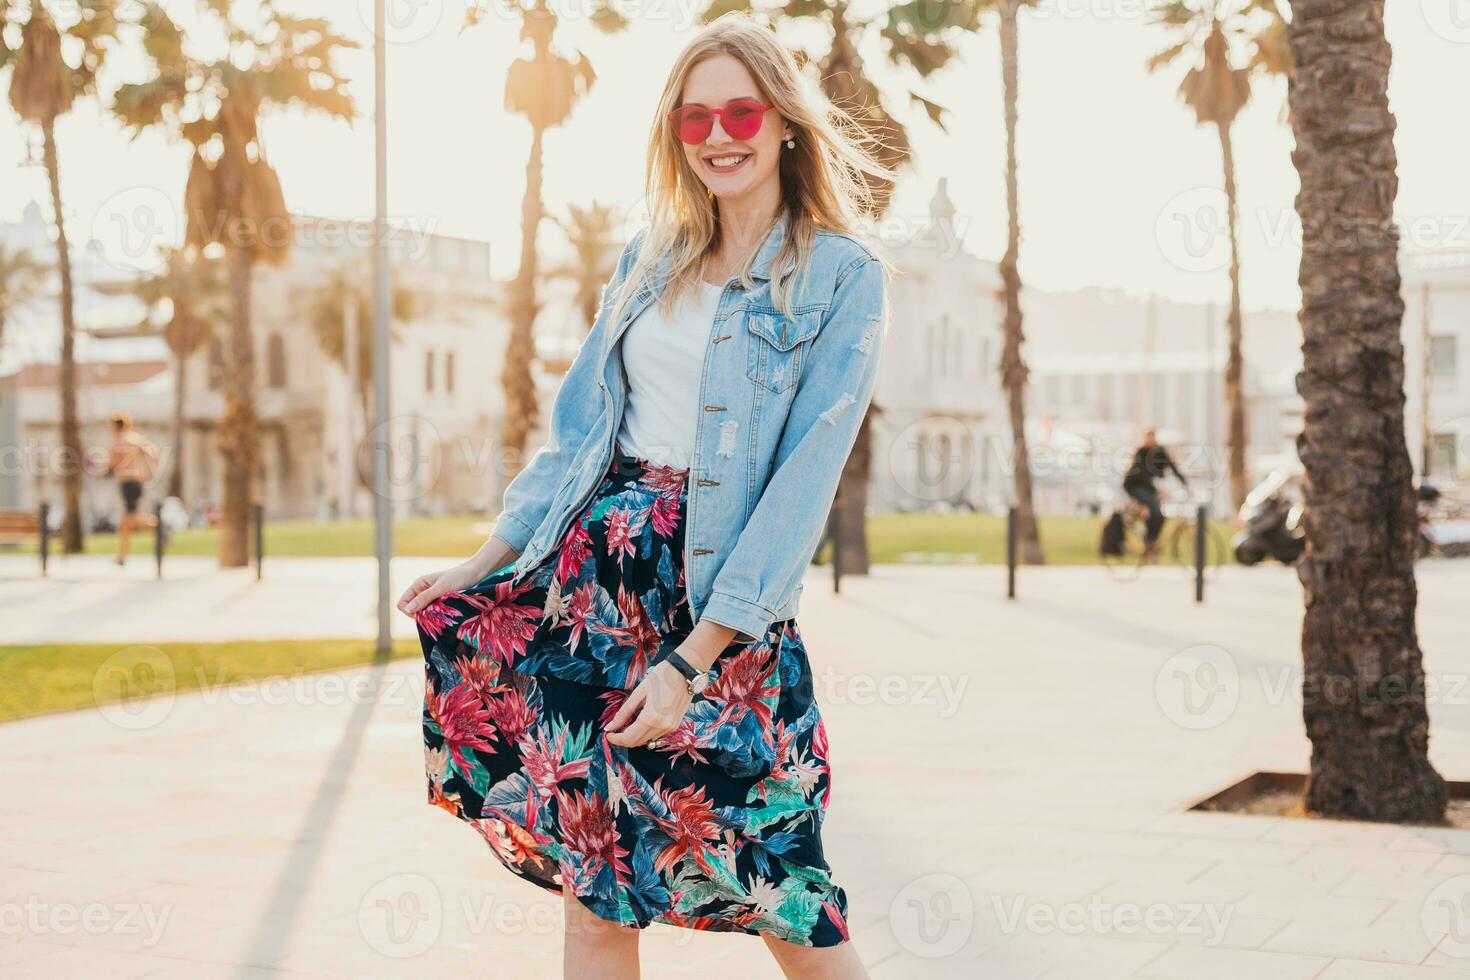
[
  {"xmin": 425, "ymin": 351, "xmax": 436, "ymax": 393},
  {"xmin": 207, "ymin": 339, "xmax": 224, "ymax": 390},
  {"xmin": 1430, "ymin": 335, "xmax": 1457, "ymax": 380},
  {"xmin": 266, "ymin": 334, "xmax": 287, "ymax": 389},
  {"xmin": 1176, "ymin": 373, "xmax": 1195, "ymax": 437},
  {"xmin": 940, "ymin": 315, "xmax": 952, "ymax": 377},
  {"xmin": 1431, "ymin": 432, "xmax": 1458, "ymax": 475}
]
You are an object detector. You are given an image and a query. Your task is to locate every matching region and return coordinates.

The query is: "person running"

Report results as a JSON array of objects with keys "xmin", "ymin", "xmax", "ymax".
[
  {"xmin": 1123, "ymin": 427, "xmax": 1188, "ymax": 557},
  {"xmin": 106, "ymin": 412, "xmax": 160, "ymax": 565}
]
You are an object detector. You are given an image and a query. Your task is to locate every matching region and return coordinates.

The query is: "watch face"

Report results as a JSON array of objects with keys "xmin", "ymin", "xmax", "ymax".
[{"xmin": 689, "ymin": 672, "xmax": 711, "ymax": 695}]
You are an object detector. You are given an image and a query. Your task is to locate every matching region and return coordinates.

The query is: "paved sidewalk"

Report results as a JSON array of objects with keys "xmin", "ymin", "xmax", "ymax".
[{"xmin": 3, "ymin": 559, "xmax": 1470, "ymax": 977}]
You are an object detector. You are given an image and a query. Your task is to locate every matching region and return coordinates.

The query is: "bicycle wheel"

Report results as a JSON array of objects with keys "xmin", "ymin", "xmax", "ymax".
[
  {"xmin": 1170, "ymin": 519, "xmax": 1228, "ymax": 578},
  {"xmin": 1103, "ymin": 518, "xmax": 1148, "ymax": 581}
]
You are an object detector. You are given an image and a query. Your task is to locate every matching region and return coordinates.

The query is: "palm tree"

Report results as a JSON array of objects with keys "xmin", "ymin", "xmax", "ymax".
[
  {"xmin": 306, "ymin": 258, "xmax": 413, "ymax": 481},
  {"xmin": 995, "ymin": 0, "xmax": 1044, "ymax": 563},
  {"xmin": 1, "ymin": 0, "xmax": 118, "ymax": 553},
  {"xmin": 115, "ymin": 4, "xmax": 355, "ymax": 566},
  {"xmin": 1284, "ymin": 0, "xmax": 1445, "ymax": 822},
  {"xmin": 466, "ymin": 1, "xmax": 627, "ymax": 492},
  {"xmin": 127, "ymin": 248, "xmax": 228, "ymax": 500},
  {"xmin": 700, "ymin": 0, "xmax": 983, "ymax": 574},
  {"xmin": 0, "ymin": 242, "xmax": 46, "ymax": 349},
  {"xmin": 1147, "ymin": 0, "xmax": 1288, "ymax": 511},
  {"xmin": 546, "ymin": 201, "xmax": 621, "ymax": 335}
]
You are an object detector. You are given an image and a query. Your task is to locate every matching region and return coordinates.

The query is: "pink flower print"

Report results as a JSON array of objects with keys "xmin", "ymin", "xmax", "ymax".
[
  {"xmin": 415, "ymin": 594, "xmax": 463, "ymax": 641},
  {"xmin": 456, "ymin": 578, "xmax": 542, "ymax": 666}
]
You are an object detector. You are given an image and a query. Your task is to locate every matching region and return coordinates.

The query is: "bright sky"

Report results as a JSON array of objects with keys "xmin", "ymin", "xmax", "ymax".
[{"xmin": 1, "ymin": 0, "xmax": 1466, "ymax": 314}]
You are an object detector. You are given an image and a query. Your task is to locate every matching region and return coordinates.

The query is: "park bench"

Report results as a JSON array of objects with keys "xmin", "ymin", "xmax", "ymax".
[{"xmin": 0, "ymin": 504, "xmax": 50, "ymax": 575}]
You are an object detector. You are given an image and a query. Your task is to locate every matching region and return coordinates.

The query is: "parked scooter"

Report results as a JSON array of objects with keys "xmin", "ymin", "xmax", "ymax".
[{"xmin": 1232, "ymin": 470, "xmax": 1306, "ymax": 566}]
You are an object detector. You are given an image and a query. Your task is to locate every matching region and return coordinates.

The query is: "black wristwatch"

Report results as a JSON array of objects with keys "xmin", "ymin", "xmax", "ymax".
[{"xmin": 653, "ymin": 650, "xmax": 713, "ymax": 697}]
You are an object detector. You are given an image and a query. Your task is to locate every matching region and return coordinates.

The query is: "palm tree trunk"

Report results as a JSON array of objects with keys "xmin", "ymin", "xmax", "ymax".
[
  {"xmin": 500, "ymin": 126, "xmax": 545, "ymax": 483},
  {"xmin": 998, "ymin": 0, "xmax": 1043, "ymax": 564},
  {"xmin": 1287, "ymin": 0, "xmax": 1445, "ymax": 822},
  {"xmin": 218, "ymin": 245, "xmax": 258, "ymax": 567},
  {"xmin": 823, "ymin": 1, "xmax": 900, "ymax": 577},
  {"xmin": 42, "ymin": 119, "xmax": 84, "ymax": 553},
  {"xmin": 1216, "ymin": 119, "xmax": 1248, "ymax": 511},
  {"xmin": 168, "ymin": 344, "xmax": 186, "ymax": 499}
]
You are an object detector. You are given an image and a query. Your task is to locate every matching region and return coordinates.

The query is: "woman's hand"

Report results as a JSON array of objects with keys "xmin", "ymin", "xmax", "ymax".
[
  {"xmin": 398, "ymin": 534, "xmax": 520, "ymax": 617},
  {"xmin": 605, "ymin": 662, "xmax": 693, "ymax": 748},
  {"xmin": 397, "ymin": 561, "xmax": 485, "ymax": 617}
]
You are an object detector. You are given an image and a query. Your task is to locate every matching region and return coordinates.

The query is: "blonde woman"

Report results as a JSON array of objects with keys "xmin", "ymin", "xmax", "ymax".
[{"xmin": 400, "ymin": 13, "xmax": 893, "ymax": 977}]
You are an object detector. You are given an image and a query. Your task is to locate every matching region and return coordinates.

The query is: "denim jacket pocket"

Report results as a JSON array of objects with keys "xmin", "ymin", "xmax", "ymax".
[{"xmin": 744, "ymin": 309, "xmax": 822, "ymax": 394}]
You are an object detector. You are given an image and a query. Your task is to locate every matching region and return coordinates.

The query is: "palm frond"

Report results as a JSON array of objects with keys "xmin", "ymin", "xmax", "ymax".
[
  {"xmin": 1146, "ymin": 38, "xmax": 1193, "ymax": 73},
  {"xmin": 699, "ymin": 0, "xmax": 756, "ymax": 25}
]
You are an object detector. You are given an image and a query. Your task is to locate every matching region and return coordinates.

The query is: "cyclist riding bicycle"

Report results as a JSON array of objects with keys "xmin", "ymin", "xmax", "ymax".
[{"xmin": 1123, "ymin": 427, "xmax": 1188, "ymax": 558}]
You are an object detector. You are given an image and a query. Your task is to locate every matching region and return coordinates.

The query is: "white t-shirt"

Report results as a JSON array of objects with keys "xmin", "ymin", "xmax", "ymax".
[{"xmin": 615, "ymin": 280, "xmax": 722, "ymax": 470}]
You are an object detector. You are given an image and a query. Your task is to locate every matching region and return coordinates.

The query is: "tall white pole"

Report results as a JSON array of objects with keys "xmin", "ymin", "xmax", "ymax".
[
  {"xmin": 373, "ymin": 0, "xmax": 393, "ymax": 655},
  {"xmin": 342, "ymin": 284, "xmax": 359, "ymax": 520}
]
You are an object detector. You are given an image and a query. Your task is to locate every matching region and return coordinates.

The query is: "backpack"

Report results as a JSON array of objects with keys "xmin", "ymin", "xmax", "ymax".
[{"xmin": 1099, "ymin": 511, "xmax": 1126, "ymax": 557}]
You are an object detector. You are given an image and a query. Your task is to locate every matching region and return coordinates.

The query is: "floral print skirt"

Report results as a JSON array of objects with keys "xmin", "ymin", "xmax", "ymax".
[{"xmin": 415, "ymin": 443, "xmax": 850, "ymax": 947}]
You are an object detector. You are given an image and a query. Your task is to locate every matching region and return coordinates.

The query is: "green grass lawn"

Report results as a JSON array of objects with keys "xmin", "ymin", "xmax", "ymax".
[
  {"xmin": 9, "ymin": 512, "xmax": 1234, "ymax": 566},
  {"xmin": 0, "ymin": 638, "xmax": 421, "ymax": 723}
]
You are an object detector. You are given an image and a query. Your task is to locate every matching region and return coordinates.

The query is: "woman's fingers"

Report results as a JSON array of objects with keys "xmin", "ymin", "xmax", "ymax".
[
  {"xmin": 606, "ymin": 712, "xmax": 662, "ymax": 747},
  {"xmin": 399, "ymin": 575, "xmax": 438, "ymax": 615},
  {"xmin": 606, "ymin": 688, "xmax": 646, "ymax": 733},
  {"xmin": 396, "ymin": 577, "xmax": 426, "ymax": 614}
]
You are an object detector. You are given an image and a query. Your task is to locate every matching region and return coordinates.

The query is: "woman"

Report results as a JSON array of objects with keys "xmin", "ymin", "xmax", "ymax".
[{"xmin": 399, "ymin": 13, "xmax": 893, "ymax": 977}]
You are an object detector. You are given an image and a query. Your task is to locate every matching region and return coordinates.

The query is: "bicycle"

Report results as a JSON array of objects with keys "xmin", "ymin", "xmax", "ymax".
[{"xmin": 1099, "ymin": 490, "xmax": 1228, "ymax": 580}]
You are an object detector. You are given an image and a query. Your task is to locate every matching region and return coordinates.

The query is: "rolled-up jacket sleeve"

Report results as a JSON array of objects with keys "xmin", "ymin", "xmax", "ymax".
[
  {"xmin": 490, "ymin": 232, "xmax": 644, "ymax": 552},
  {"xmin": 700, "ymin": 253, "xmax": 889, "ymax": 642}
]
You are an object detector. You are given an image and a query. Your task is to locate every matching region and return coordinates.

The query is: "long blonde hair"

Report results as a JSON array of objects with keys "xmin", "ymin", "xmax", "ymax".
[{"xmin": 606, "ymin": 12, "xmax": 898, "ymax": 328}]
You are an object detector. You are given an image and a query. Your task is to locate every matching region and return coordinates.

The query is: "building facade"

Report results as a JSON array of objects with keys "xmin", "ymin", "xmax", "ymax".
[
  {"xmin": 0, "ymin": 207, "xmax": 546, "ymax": 526},
  {"xmin": 1403, "ymin": 249, "xmax": 1470, "ymax": 487}
]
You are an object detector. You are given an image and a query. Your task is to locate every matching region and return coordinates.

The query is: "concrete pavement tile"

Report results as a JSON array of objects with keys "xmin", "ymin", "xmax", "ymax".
[
  {"xmin": 1135, "ymin": 811, "xmax": 1283, "ymax": 841},
  {"xmin": 1231, "ymin": 891, "xmax": 1389, "ymax": 928},
  {"xmin": 969, "ymin": 934, "xmax": 1168, "ymax": 980},
  {"xmin": 1423, "ymin": 942, "xmax": 1470, "ymax": 972},
  {"xmin": 1296, "ymin": 844, "xmax": 1446, "ymax": 875},
  {"xmin": 137, "ymin": 960, "xmax": 336, "ymax": 979},
  {"xmin": 1331, "ymin": 866, "xmax": 1465, "ymax": 906},
  {"xmin": 1161, "ymin": 836, "xmax": 1309, "ymax": 866},
  {"xmin": 1262, "ymin": 911, "xmax": 1437, "ymax": 965},
  {"xmin": 1259, "ymin": 818, "xmax": 1409, "ymax": 848},
  {"xmin": 1, "ymin": 943, "xmax": 172, "ymax": 979},
  {"xmin": 1388, "ymin": 825, "xmax": 1470, "ymax": 857},
  {"xmin": 1134, "ymin": 942, "xmax": 1329, "ymax": 979},
  {"xmin": 0, "ymin": 937, "xmax": 66, "ymax": 967},
  {"xmin": 1315, "ymin": 959, "xmax": 1470, "ymax": 979}
]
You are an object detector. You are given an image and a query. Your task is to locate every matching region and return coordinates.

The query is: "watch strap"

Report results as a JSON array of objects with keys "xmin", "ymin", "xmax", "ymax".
[{"xmin": 659, "ymin": 650, "xmax": 699, "ymax": 682}]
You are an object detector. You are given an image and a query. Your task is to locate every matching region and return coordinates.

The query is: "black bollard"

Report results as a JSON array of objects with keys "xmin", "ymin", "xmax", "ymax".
[
  {"xmin": 253, "ymin": 503, "xmax": 264, "ymax": 582},
  {"xmin": 829, "ymin": 501, "xmax": 842, "ymax": 595},
  {"xmin": 1007, "ymin": 506, "xmax": 1018, "ymax": 599},
  {"xmin": 1194, "ymin": 503, "xmax": 1207, "ymax": 603},
  {"xmin": 38, "ymin": 502, "xmax": 49, "ymax": 577},
  {"xmin": 154, "ymin": 502, "xmax": 166, "ymax": 580}
]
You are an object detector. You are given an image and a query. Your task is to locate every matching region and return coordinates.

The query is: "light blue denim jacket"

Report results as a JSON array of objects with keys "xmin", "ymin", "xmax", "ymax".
[{"xmin": 489, "ymin": 209, "xmax": 889, "ymax": 643}]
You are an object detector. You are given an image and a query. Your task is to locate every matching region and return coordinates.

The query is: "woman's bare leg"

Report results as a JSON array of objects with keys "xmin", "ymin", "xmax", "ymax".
[
  {"xmin": 763, "ymin": 934, "xmax": 869, "ymax": 979},
  {"xmin": 562, "ymin": 887, "xmax": 640, "ymax": 979}
]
